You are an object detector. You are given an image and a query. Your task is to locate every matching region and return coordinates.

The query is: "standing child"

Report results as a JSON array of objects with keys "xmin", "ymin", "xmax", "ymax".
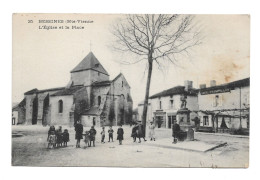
[
  {"xmin": 84, "ymin": 131, "xmax": 90, "ymax": 148},
  {"xmin": 89, "ymin": 126, "xmax": 97, "ymax": 147},
  {"xmin": 63, "ymin": 129, "xmax": 70, "ymax": 147},
  {"xmin": 117, "ymin": 125, "xmax": 124, "ymax": 145},
  {"xmin": 47, "ymin": 131, "xmax": 56, "ymax": 149},
  {"xmin": 56, "ymin": 129, "xmax": 63, "ymax": 147},
  {"xmin": 108, "ymin": 126, "xmax": 114, "ymax": 142},
  {"xmin": 101, "ymin": 126, "xmax": 105, "ymax": 143},
  {"xmin": 131, "ymin": 124, "xmax": 138, "ymax": 142}
]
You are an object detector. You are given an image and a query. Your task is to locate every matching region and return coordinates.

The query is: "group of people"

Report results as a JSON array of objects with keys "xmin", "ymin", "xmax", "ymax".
[
  {"xmin": 131, "ymin": 121, "xmax": 156, "ymax": 143},
  {"xmin": 47, "ymin": 119, "xmax": 181, "ymax": 149},
  {"xmin": 47, "ymin": 125, "xmax": 70, "ymax": 149},
  {"xmin": 74, "ymin": 121, "xmax": 125, "ymax": 148}
]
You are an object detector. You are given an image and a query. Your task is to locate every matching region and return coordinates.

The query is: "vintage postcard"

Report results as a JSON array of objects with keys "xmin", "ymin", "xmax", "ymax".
[{"xmin": 12, "ymin": 14, "xmax": 250, "ymax": 167}]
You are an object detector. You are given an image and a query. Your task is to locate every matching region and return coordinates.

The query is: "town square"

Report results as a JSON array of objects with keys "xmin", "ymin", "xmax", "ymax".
[{"xmin": 12, "ymin": 14, "xmax": 250, "ymax": 168}]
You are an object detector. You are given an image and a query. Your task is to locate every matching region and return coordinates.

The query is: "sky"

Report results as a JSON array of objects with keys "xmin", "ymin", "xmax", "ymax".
[{"xmin": 12, "ymin": 14, "xmax": 250, "ymax": 108}]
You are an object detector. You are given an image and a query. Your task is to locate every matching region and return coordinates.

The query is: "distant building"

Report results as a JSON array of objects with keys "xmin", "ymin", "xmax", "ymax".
[
  {"xmin": 197, "ymin": 78, "xmax": 250, "ymax": 133},
  {"xmin": 14, "ymin": 52, "xmax": 133, "ymax": 127}
]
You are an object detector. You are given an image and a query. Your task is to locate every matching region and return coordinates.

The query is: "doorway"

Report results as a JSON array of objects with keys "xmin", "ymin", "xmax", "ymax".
[
  {"xmin": 156, "ymin": 116, "xmax": 163, "ymax": 128},
  {"xmin": 168, "ymin": 115, "xmax": 176, "ymax": 128}
]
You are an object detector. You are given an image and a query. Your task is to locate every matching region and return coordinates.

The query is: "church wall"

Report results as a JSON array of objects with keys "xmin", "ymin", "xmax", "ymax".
[
  {"xmin": 109, "ymin": 75, "xmax": 132, "ymax": 125},
  {"xmin": 71, "ymin": 70, "xmax": 91, "ymax": 86},
  {"xmin": 74, "ymin": 87, "xmax": 89, "ymax": 124},
  {"xmin": 91, "ymin": 85, "xmax": 110, "ymax": 107},
  {"xmin": 36, "ymin": 92, "xmax": 49, "ymax": 125},
  {"xmin": 49, "ymin": 95, "xmax": 74, "ymax": 125},
  {"xmin": 17, "ymin": 105, "xmax": 26, "ymax": 124},
  {"xmin": 25, "ymin": 94, "xmax": 37, "ymax": 125},
  {"xmin": 71, "ymin": 70, "xmax": 109, "ymax": 86},
  {"xmin": 90, "ymin": 70, "xmax": 109, "ymax": 83}
]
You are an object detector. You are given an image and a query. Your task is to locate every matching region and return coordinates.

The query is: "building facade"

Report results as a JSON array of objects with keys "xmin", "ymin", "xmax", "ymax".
[
  {"xmin": 197, "ymin": 78, "xmax": 250, "ymax": 133},
  {"xmin": 13, "ymin": 52, "xmax": 133, "ymax": 127},
  {"xmin": 139, "ymin": 81, "xmax": 199, "ymax": 129},
  {"xmin": 137, "ymin": 78, "xmax": 250, "ymax": 134}
]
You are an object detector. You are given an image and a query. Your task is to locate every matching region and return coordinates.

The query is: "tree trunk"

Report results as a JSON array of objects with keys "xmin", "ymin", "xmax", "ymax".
[{"xmin": 142, "ymin": 56, "xmax": 153, "ymax": 137}]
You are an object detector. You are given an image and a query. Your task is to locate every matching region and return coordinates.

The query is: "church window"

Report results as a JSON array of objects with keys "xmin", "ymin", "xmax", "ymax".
[
  {"xmin": 159, "ymin": 101, "xmax": 162, "ymax": 109},
  {"xmin": 58, "ymin": 100, "xmax": 63, "ymax": 113},
  {"xmin": 98, "ymin": 96, "xmax": 101, "ymax": 106},
  {"xmin": 122, "ymin": 81, "xmax": 123, "ymax": 87}
]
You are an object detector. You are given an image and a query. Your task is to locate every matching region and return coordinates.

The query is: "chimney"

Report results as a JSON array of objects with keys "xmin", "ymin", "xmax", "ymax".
[
  {"xmin": 210, "ymin": 80, "xmax": 216, "ymax": 87},
  {"xmin": 184, "ymin": 80, "xmax": 193, "ymax": 91},
  {"xmin": 199, "ymin": 84, "xmax": 206, "ymax": 89}
]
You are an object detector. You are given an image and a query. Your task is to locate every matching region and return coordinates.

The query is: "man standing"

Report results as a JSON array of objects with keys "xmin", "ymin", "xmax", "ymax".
[
  {"xmin": 172, "ymin": 120, "xmax": 180, "ymax": 144},
  {"xmin": 75, "ymin": 120, "xmax": 83, "ymax": 148},
  {"xmin": 117, "ymin": 125, "xmax": 124, "ymax": 145}
]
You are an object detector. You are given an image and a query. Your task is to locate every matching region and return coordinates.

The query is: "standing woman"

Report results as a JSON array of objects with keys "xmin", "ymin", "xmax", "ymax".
[
  {"xmin": 117, "ymin": 125, "xmax": 124, "ymax": 145},
  {"xmin": 75, "ymin": 120, "xmax": 83, "ymax": 148},
  {"xmin": 148, "ymin": 121, "xmax": 156, "ymax": 141}
]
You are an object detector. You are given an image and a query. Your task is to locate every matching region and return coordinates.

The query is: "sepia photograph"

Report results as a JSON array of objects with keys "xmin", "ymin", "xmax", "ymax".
[{"xmin": 12, "ymin": 13, "xmax": 250, "ymax": 167}]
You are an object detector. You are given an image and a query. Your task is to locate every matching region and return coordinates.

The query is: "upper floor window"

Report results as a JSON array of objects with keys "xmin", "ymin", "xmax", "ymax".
[
  {"xmin": 122, "ymin": 81, "xmax": 123, "ymax": 88},
  {"xmin": 170, "ymin": 100, "xmax": 174, "ymax": 109},
  {"xmin": 159, "ymin": 101, "xmax": 162, "ymax": 109},
  {"xmin": 58, "ymin": 100, "xmax": 63, "ymax": 113},
  {"xmin": 95, "ymin": 63, "xmax": 99, "ymax": 68},
  {"xmin": 212, "ymin": 95, "xmax": 222, "ymax": 107}
]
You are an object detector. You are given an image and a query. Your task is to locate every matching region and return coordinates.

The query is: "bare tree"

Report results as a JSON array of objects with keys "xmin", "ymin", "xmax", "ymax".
[{"xmin": 111, "ymin": 14, "xmax": 201, "ymax": 135}]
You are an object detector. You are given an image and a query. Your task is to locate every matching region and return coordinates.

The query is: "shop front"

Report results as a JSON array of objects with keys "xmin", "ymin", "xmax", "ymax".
[{"xmin": 154, "ymin": 110, "xmax": 166, "ymax": 128}]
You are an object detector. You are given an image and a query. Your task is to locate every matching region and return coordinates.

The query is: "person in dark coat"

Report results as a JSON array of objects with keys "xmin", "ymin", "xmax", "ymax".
[
  {"xmin": 63, "ymin": 129, "xmax": 70, "ymax": 147},
  {"xmin": 108, "ymin": 126, "xmax": 114, "ymax": 142},
  {"xmin": 89, "ymin": 126, "xmax": 97, "ymax": 147},
  {"xmin": 75, "ymin": 121, "xmax": 83, "ymax": 148},
  {"xmin": 137, "ymin": 123, "xmax": 147, "ymax": 143},
  {"xmin": 56, "ymin": 129, "xmax": 63, "ymax": 147},
  {"xmin": 117, "ymin": 125, "xmax": 124, "ymax": 145},
  {"xmin": 172, "ymin": 120, "xmax": 180, "ymax": 144},
  {"xmin": 131, "ymin": 124, "xmax": 138, "ymax": 142}
]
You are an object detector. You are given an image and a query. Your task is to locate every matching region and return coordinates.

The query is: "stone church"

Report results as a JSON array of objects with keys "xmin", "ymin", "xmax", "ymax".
[{"xmin": 13, "ymin": 52, "xmax": 133, "ymax": 127}]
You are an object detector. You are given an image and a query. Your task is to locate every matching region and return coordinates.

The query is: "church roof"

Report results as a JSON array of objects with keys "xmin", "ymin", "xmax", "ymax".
[
  {"xmin": 24, "ymin": 87, "xmax": 64, "ymax": 95},
  {"xmin": 50, "ymin": 85, "xmax": 84, "ymax": 96},
  {"xmin": 70, "ymin": 52, "xmax": 109, "ymax": 76},
  {"xmin": 91, "ymin": 80, "xmax": 111, "ymax": 87}
]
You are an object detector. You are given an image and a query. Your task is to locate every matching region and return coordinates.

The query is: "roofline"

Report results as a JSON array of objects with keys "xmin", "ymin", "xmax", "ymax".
[
  {"xmin": 112, "ymin": 73, "xmax": 131, "ymax": 88},
  {"xmin": 199, "ymin": 77, "xmax": 250, "ymax": 92},
  {"xmin": 24, "ymin": 87, "xmax": 65, "ymax": 95},
  {"xmin": 70, "ymin": 68, "xmax": 110, "ymax": 76},
  {"xmin": 149, "ymin": 86, "xmax": 197, "ymax": 99},
  {"xmin": 50, "ymin": 86, "xmax": 84, "ymax": 97}
]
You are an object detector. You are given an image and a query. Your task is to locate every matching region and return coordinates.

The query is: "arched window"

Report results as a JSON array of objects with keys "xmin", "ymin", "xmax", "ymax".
[
  {"xmin": 58, "ymin": 100, "xmax": 63, "ymax": 113},
  {"xmin": 98, "ymin": 96, "xmax": 101, "ymax": 106}
]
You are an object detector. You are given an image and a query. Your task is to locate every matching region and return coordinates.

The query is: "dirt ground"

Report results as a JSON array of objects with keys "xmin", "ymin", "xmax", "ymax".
[{"xmin": 12, "ymin": 125, "xmax": 249, "ymax": 167}]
